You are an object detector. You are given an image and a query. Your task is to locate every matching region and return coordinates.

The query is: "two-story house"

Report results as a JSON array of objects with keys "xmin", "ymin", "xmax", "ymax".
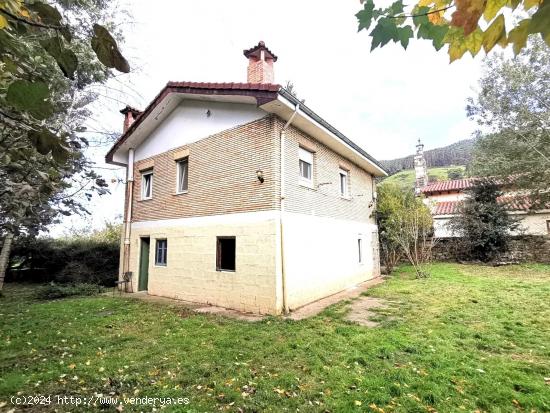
[{"xmin": 106, "ymin": 41, "xmax": 387, "ymax": 314}]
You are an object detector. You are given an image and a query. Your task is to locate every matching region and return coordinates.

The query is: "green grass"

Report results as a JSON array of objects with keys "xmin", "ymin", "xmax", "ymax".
[
  {"xmin": 1, "ymin": 263, "xmax": 549, "ymax": 412},
  {"xmin": 382, "ymin": 166, "xmax": 466, "ymax": 190}
]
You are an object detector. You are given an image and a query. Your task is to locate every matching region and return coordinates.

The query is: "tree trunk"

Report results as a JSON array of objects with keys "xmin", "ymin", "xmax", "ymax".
[{"xmin": 0, "ymin": 232, "xmax": 14, "ymax": 292}]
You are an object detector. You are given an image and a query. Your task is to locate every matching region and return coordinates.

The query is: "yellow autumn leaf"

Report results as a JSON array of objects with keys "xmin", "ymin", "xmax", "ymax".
[
  {"xmin": 0, "ymin": 15, "xmax": 7, "ymax": 29},
  {"xmin": 448, "ymin": 38, "xmax": 468, "ymax": 62},
  {"xmin": 20, "ymin": 8, "xmax": 30, "ymax": 18},
  {"xmin": 428, "ymin": 10, "xmax": 445, "ymax": 24},
  {"xmin": 484, "ymin": 0, "xmax": 507, "ymax": 22},
  {"xmin": 464, "ymin": 28, "xmax": 484, "ymax": 57},
  {"xmin": 482, "ymin": 14, "xmax": 506, "ymax": 52}
]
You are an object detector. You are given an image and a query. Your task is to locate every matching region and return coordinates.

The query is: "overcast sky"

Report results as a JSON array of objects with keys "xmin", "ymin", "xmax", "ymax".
[{"xmin": 52, "ymin": 0, "xmax": 484, "ymax": 236}]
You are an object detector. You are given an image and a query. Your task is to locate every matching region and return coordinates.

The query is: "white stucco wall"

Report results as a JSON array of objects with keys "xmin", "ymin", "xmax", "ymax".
[
  {"xmin": 282, "ymin": 212, "xmax": 379, "ymax": 310},
  {"xmin": 134, "ymin": 100, "xmax": 266, "ymax": 161}
]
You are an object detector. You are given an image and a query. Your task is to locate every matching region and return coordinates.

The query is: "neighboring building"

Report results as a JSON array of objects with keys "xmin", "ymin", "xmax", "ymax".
[
  {"xmin": 413, "ymin": 143, "xmax": 550, "ymax": 238},
  {"xmin": 106, "ymin": 41, "xmax": 387, "ymax": 315}
]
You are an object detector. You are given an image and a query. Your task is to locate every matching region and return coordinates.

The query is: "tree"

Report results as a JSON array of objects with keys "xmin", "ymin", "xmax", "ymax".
[
  {"xmin": 468, "ymin": 37, "xmax": 550, "ymax": 208},
  {"xmin": 447, "ymin": 167, "xmax": 464, "ymax": 179},
  {"xmin": 377, "ymin": 183, "xmax": 435, "ymax": 277},
  {"xmin": 449, "ymin": 178, "xmax": 520, "ymax": 261},
  {"xmin": 356, "ymin": 0, "xmax": 550, "ymax": 62},
  {"xmin": 0, "ymin": 0, "xmax": 130, "ymax": 292}
]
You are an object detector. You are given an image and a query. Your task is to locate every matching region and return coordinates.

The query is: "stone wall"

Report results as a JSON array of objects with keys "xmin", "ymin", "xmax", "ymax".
[{"xmin": 431, "ymin": 235, "xmax": 550, "ymax": 263}]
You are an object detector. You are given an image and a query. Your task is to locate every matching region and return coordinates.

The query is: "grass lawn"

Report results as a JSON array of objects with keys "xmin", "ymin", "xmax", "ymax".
[{"xmin": 0, "ymin": 263, "xmax": 549, "ymax": 412}]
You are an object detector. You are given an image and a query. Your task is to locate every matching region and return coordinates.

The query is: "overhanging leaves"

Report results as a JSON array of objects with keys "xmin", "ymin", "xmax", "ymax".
[
  {"xmin": 482, "ymin": 14, "xmax": 506, "ymax": 53},
  {"xmin": 6, "ymin": 80, "xmax": 53, "ymax": 120},
  {"xmin": 528, "ymin": 0, "xmax": 550, "ymax": 46},
  {"xmin": 355, "ymin": 0, "xmax": 550, "ymax": 59},
  {"xmin": 507, "ymin": 19, "xmax": 530, "ymax": 54},
  {"xmin": 27, "ymin": 2, "xmax": 62, "ymax": 26},
  {"xmin": 40, "ymin": 36, "xmax": 78, "ymax": 79},
  {"xmin": 91, "ymin": 23, "xmax": 130, "ymax": 73},
  {"xmin": 29, "ymin": 129, "xmax": 60, "ymax": 156},
  {"xmin": 451, "ymin": 0, "xmax": 485, "ymax": 36}
]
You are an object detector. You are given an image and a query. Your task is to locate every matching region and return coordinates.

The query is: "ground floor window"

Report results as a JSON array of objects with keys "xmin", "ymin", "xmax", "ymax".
[
  {"xmin": 216, "ymin": 236, "xmax": 236, "ymax": 271},
  {"xmin": 155, "ymin": 239, "xmax": 167, "ymax": 266},
  {"xmin": 358, "ymin": 238, "xmax": 363, "ymax": 263}
]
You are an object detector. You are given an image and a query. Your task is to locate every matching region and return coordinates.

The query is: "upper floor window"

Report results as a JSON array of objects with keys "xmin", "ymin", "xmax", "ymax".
[
  {"xmin": 141, "ymin": 170, "xmax": 153, "ymax": 200},
  {"xmin": 339, "ymin": 168, "xmax": 349, "ymax": 198},
  {"xmin": 155, "ymin": 239, "xmax": 167, "ymax": 266},
  {"xmin": 298, "ymin": 147, "xmax": 313, "ymax": 188},
  {"xmin": 176, "ymin": 158, "xmax": 189, "ymax": 193}
]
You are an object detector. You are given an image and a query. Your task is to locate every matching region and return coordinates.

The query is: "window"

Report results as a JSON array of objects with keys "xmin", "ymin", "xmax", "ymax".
[
  {"xmin": 547, "ymin": 220, "xmax": 550, "ymax": 234},
  {"xmin": 216, "ymin": 237, "xmax": 236, "ymax": 271},
  {"xmin": 358, "ymin": 238, "xmax": 363, "ymax": 264},
  {"xmin": 155, "ymin": 239, "xmax": 167, "ymax": 266},
  {"xmin": 339, "ymin": 168, "xmax": 349, "ymax": 197},
  {"xmin": 176, "ymin": 158, "xmax": 189, "ymax": 193},
  {"xmin": 298, "ymin": 147, "xmax": 313, "ymax": 187},
  {"xmin": 141, "ymin": 170, "xmax": 153, "ymax": 199}
]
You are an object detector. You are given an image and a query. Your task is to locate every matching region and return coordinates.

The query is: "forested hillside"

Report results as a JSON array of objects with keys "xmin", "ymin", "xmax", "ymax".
[{"xmin": 381, "ymin": 139, "xmax": 475, "ymax": 175}]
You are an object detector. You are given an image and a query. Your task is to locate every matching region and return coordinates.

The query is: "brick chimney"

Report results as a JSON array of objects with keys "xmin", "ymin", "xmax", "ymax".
[
  {"xmin": 120, "ymin": 105, "xmax": 142, "ymax": 133},
  {"xmin": 243, "ymin": 41, "xmax": 278, "ymax": 84}
]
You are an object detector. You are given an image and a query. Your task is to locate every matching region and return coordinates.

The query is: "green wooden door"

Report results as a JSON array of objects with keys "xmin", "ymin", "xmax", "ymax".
[{"xmin": 138, "ymin": 237, "xmax": 150, "ymax": 291}]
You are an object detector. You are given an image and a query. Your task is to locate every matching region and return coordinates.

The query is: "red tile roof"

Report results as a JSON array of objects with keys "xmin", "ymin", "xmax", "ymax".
[
  {"xmin": 421, "ymin": 178, "xmax": 475, "ymax": 194},
  {"xmin": 432, "ymin": 196, "xmax": 544, "ymax": 215},
  {"xmin": 166, "ymin": 81, "xmax": 280, "ymax": 91}
]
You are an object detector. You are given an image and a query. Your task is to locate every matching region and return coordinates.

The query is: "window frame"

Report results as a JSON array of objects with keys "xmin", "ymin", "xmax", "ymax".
[
  {"xmin": 141, "ymin": 170, "xmax": 153, "ymax": 200},
  {"xmin": 339, "ymin": 168, "xmax": 349, "ymax": 198},
  {"xmin": 358, "ymin": 238, "xmax": 363, "ymax": 264},
  {"xmin": 216, "ymin": 236, "xmax": 236, "ymax": 272},
  {"xmin": 298, "ymin": 147, "xmax": 314, "ymax": 188},
  {"xmin": 176, "ymin": 157, "xmax": 189, "ymax": 194},
  {"xmin": 155, "ymin": 239, "xmax": 167, "ymax": 267}
]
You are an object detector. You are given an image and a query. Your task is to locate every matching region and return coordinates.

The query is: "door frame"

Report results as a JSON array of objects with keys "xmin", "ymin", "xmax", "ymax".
[{"xmin": 138, "ymin": 237, "xmax": 150, "ymax": 291}]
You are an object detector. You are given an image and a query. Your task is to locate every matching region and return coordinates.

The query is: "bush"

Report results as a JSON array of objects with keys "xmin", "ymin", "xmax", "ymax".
[
  {"xmin": 8, "ymin": 235, "xmax": 119, "ymax": 286},
  {"xmin": 33, "ymin": 282, "xmax": 103, "ymax": 300}
]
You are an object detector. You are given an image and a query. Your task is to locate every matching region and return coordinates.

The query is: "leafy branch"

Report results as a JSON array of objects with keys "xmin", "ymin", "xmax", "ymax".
[{"xmin": 356, "ymin": 0, "xmax": 550, "ymax": 61}]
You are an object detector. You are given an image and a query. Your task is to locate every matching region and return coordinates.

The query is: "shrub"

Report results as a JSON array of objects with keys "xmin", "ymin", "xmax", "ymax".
[
  {"xmin": 377, "ymin": 183, "xmax": 435, "ymax": 277},
  {"xmin": 33, "ymin": 282, "xmax": 103, "ymax": 300},
  {"xmin": 8, "ymin": 235, "xmax": 119, "ymax": 286},
  {"xmin": 449, "ymin": 178, "xmax": 520, "ymax": 262}
]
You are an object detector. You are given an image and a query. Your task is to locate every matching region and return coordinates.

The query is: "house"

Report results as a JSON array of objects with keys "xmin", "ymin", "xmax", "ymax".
[
  {"xmin": 413, "ymin": 141, "xmax": 550, "ymax": 238},
  {"xmin": 106, "ymin": 41, "xmax": 387, "ymax": 315}
]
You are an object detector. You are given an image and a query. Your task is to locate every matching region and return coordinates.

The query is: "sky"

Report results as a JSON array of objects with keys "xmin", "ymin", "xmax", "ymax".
[{"xmin": 51, "ymin": 0, "xmax": 485, "ymax": 236}]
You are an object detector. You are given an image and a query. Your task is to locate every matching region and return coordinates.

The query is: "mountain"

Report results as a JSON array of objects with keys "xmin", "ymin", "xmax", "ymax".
[{"xmin": 380, "ymin": 138, "xmax": 476, "ymax": 175}]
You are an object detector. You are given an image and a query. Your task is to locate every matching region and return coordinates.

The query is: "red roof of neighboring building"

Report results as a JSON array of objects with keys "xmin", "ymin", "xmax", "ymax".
[
  {"xmin": 432, "ymin": 196, "xmax": 544, "ymax": 216},
  {"xmin": 421, "ymin": 178, "xmax": 475, "ymax": 194}
]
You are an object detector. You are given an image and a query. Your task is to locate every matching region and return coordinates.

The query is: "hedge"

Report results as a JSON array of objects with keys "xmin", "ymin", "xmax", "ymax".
[{"xmin": 8, "ymin": 236, "xmax": 119, "ymax": 286}]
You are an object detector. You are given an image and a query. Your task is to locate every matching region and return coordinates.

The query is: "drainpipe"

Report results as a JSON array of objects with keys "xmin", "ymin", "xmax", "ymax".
[
  {"xmin": 280, "ymin": 103, "xmax": 299, "ymax": 314},
  {"xmin": 122, "ymin": 148, "xmax": 135, "ymax": 286}
]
